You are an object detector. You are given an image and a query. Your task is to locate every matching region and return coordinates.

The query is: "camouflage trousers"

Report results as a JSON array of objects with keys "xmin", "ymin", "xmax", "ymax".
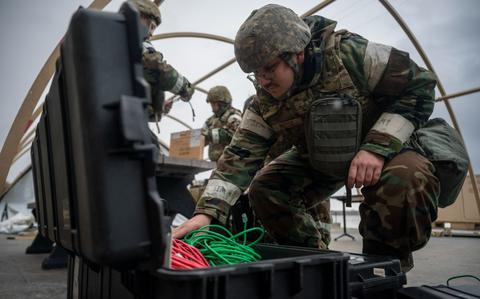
[
  {"xmin": 360, "ymin": 150, "xmax": 439, "ymax": 270},
  {"xmin": 248, "ymin": 148, "xmax": 440, "ymax": 260},
  {"xmin": 249, "ymin": 148, "xmax": 342, "ymax": 249}
]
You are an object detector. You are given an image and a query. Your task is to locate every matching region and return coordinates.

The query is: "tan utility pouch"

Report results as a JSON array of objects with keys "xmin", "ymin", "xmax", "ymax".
[{"xmin": 305, "ymin": 94, "xmax": 362, "ymax": 180}]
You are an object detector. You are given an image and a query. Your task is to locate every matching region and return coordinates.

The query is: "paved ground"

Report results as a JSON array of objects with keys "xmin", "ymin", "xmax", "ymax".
[
  {"xmin": 0, "ymin": 227, "xmax": 479, "ymax": 298},
  {"xmin": 0, "ymin": 236, "xmax": 67, "ymax": 299}
]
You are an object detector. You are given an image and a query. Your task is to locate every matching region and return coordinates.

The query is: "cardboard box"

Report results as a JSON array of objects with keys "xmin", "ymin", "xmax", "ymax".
[
  {"xmin": 437, "ymin": 175, "xmax": 480, "ymax": 225},
  {"xmin": 169, "ymin": 129, "xmax": 205, "ymax": 160}
]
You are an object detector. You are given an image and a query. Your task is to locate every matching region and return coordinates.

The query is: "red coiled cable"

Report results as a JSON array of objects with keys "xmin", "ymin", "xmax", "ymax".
[{"xmin": 171, "ymin": 238, "xmax": 210, "ymax": 269}]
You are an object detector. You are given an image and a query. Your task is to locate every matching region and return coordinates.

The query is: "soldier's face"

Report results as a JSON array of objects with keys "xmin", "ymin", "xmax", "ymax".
[
  {"xmin": 210, "ymin": 101, "xmax": 222, "ymax": 113},
  {"xmin": 255, "ymin": 52, "xmax": 304, "ymax": 99},
  {"xmin": 140, "ymin": 15, "xmax": 157, "ymax": 39}
]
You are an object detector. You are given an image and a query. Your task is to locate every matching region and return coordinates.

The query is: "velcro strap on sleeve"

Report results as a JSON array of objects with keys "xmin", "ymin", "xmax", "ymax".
[
  {"xmin": 371, "ymin": 112, "xmax": 415, "ymax": 143},
  {"xmin": 364, "ymin": 41, "xmax": 392, "ymax": 91},
  {"xmin": 202, "ymin": 179, "xmax": 242, "ymax": 206},
  {"xmin": 170, "ymin": 74, "xmax": 185, "ymax": 94},
  {"xmin": 239, "ymin": 109, "xmax": 274, "ymax": 139},
  {"xmin": 211, "ymin": 128, "xmax": 220, "ymax": 144}
]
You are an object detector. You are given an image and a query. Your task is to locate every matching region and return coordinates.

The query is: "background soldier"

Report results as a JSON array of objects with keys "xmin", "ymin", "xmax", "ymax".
[
  {"xmin": 201, "ymin": 86, "xmax": 242, "ymax": 162},
  {"xmin": 174, "ymin": 4, "xmax": 468, "ymax": 272},
  {"xmin": 129, "ymin": 0, "xmax": 194, "ymax": 118}
]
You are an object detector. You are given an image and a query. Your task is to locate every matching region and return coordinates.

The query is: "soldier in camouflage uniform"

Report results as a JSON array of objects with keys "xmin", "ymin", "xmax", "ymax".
[
  {"xmin": 201, "ymin": 86, "xmax": 242, "ymax": 162},
  {"xmin": 129, "ymin": 0, "xmax": 194, "ymax": 118},
  {"xmin": 173, "ymin": 4, "xmax": 468, "ymax": 272}
]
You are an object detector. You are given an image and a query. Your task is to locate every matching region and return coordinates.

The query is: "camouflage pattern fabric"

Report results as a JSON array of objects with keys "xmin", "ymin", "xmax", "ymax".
[
  {"xmin": 131, "ymin": 0, "xmax": 193, "ymax": 101},
  {"xmin": 206, "ymin": 86, "xmax": 233, "ymax": 104},
  {"xmin": 129, "ymin": 0, "xmax": 161, "ymax": 25},
  {"xmin": 248, "ymin": 148, "xmax": 440, "ymax": 260},
  {"xmin": 360, "ymin": 150, "xmax": 440, "ymax": 271},
  {"xmin": 142, "ymin": 41, "xmax": 194, "ymax": 101},
  {"xmin": 201, "ymin": 106, "xmax": 242, "ymax": 161},
  {"xmin": 242, "ymin": 95, "xmax": 257, "ymax": 115},
  {"xmin": 249, "ymin": 147, "xmax": 339, "ymax": 249},
  {"xmin": 195, "ymin": 11, "xmax": 445, "ymax": 268},
  {"xmin": 234, "ymin": 4, "xmax": 311, "ymax": 73}
]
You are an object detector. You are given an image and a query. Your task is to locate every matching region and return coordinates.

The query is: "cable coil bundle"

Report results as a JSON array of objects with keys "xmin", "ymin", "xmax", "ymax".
[
  {"xmin": 170, "ymin": 238, "xmax": 211, "ymax": 269},
  {"xmin": 182, "ymin": 224, "xmax": 265, "ymax": 267}
]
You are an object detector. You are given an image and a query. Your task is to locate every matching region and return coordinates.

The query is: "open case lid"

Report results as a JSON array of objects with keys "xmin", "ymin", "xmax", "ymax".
[{"xmin": 57, "ymin": 2, "xmax": 169, "ymax": 269}]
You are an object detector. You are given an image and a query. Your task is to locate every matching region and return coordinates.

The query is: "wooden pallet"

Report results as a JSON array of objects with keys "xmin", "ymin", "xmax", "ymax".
[{"xmin": 434, "ymin": 221, "xmax": 480, "ymax": 231}]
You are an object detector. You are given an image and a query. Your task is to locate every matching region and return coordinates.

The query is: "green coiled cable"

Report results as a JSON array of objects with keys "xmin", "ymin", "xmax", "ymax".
[{"xmin": 182, "ymin": 224, "xmax": 265, "ymax": 266}]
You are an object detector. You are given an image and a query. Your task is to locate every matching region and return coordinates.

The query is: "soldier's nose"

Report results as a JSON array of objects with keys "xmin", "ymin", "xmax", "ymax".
[{"xmin": 257, "ymin": 77, "xmax": 272, "ymax": 88}]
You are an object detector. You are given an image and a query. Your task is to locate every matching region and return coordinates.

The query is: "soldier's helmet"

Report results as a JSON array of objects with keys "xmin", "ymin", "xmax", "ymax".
[
  {"xmin": 129, "ymin": 0, "xmax": 161, "ymax": 26},
  {"xmin": 206, "ymin": 86, "xmax": 232, "ymax": 104},
  {"xmin": 234, "ymin": 4, "xmax": 312, "ymax": 73}
]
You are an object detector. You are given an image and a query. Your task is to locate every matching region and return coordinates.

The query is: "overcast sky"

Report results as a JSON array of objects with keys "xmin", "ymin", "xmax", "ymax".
[{"xmin": 1, "ymin": 0, "xmax": 479, "ymax": 184}]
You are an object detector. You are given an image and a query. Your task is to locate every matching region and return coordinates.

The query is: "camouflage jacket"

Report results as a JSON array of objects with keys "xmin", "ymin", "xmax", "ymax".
[
  {"xmin": 195, "ymin": 16, "xmax": 437, "ymax": 224},
  {"xmin": 201, "ymin": 106, "xmax": 242, "ymax": 161},
  {"xmin": 142, "ymin": 40, "xmax": 192, "ymax": 115}
]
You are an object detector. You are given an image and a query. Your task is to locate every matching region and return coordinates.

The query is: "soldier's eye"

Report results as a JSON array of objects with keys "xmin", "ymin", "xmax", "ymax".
[{"xmin": 268, "ymin": 60, "xmax": 281, "ymax": 72}]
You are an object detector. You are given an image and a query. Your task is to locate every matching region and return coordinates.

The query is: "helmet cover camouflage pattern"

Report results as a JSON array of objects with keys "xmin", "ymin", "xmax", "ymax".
[
  {"xmin": 234, "ymin": 4, "xmax": 312, "ymax": 73},
  {"xmin": 206, "ymin": 86, "xmax": 232, "ymax": 104},
  {"xmin": 129, "ymin": 0, "xmax": 161, "ymax": 25}
]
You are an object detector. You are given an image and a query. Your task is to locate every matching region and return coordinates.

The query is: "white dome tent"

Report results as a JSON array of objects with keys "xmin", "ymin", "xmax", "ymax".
[{"xmin": 1, "ymin": 0, "xmax": 479, "ymax": 216}]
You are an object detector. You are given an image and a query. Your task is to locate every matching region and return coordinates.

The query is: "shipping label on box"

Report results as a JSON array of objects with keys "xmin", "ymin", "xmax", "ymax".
[{"xmin": 169, "ymin": 129, "xmax": 205, "ymax": 160}]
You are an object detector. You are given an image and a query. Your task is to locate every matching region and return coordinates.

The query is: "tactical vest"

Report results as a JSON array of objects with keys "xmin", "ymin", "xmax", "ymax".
[
  {"xmin": 207, "ymin": 107, "xmax": 241, "ymax": 161},
  {"xmin": 256, "ymin": 29, "xmax": 381, "ymax": 176}
]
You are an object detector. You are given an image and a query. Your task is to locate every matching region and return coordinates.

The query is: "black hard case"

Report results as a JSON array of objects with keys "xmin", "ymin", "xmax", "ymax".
[
  {"xmin": 58, "ymin": 6, "xmax": 166, "ymax": 266},
  {"xmin": 31, "ymin": 136, "xmax": 47, "ymax": 237},
  {"xmin": 28, "ymin": 2, "xmax": 169, "ymax": 268},
  {"xmin": 349, "ymin": 253, "xmax": 406, "ymax": 298},
  {"xmin": 68, "ymin": 255, "xmax": 135, "ymax": 299},
  {"xmin": 264, "ymin": 247, "xmax": 407, "ymax": 298},
  {"xmin": 68, "ymin": 245, "xmax": 350, "ymax": 299},
  {"xmin": 44, "ymin": 60, "xmax": 77, "ymax": 251},
  {"xmin": 37, "ymin": 113, "xmax": 57, "ymax": 242}
]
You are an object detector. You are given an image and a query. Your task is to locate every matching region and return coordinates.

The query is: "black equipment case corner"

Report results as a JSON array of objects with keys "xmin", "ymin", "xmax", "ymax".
[
  {"xmin": 349, "ymin": 253, "xmax": 406, "ymax": 299},
  {"xmin": 31, "ymin": 3, "xmax": 354, "ymax": 299}
]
